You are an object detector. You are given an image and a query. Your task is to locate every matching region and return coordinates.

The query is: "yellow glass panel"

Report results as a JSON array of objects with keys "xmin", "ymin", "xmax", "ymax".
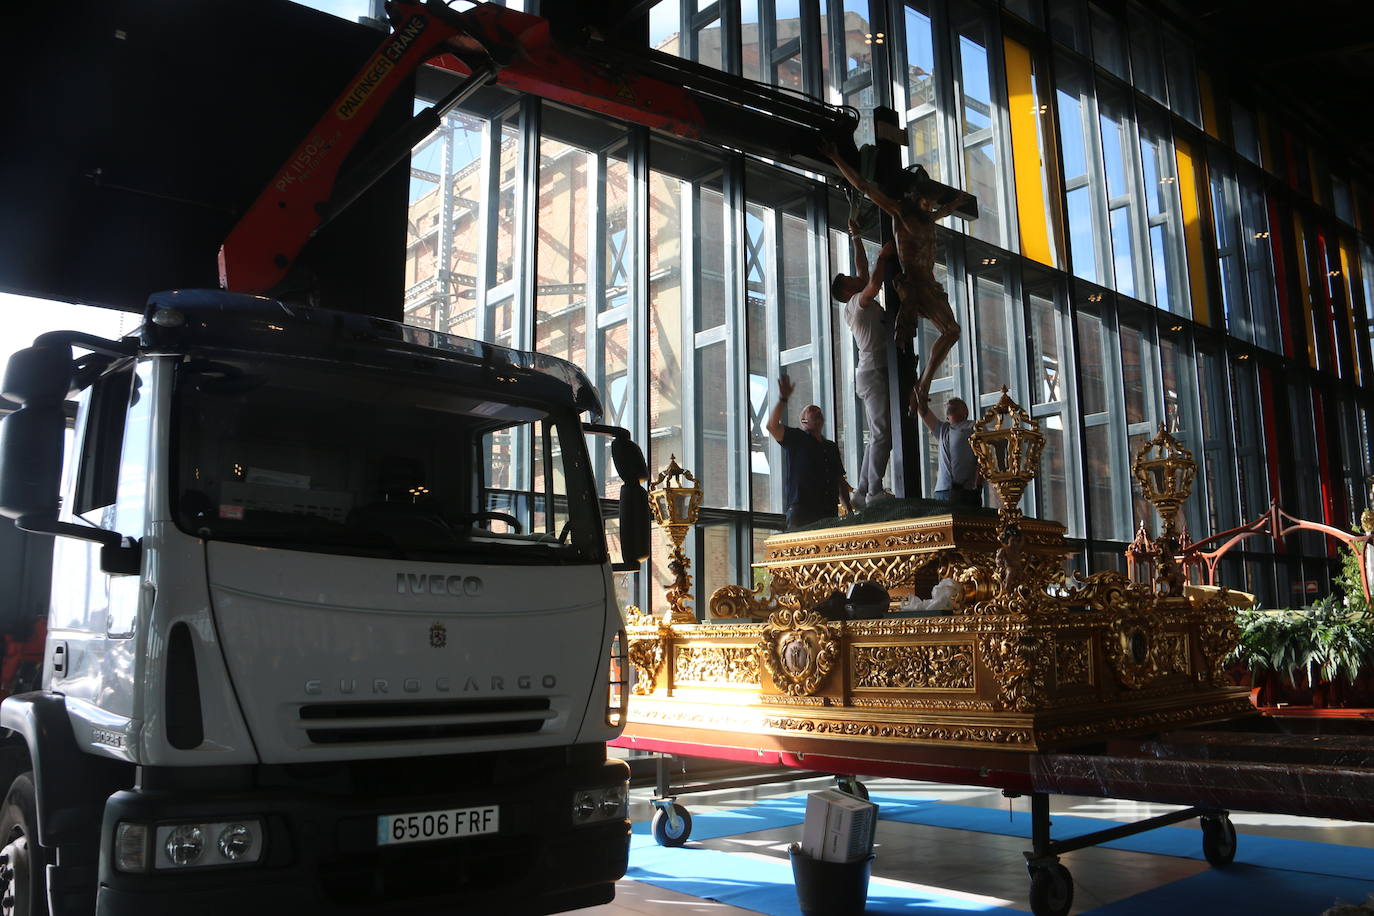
[
  {"xmin": 1003, "ymin": 37, "xmax": 1054, "ymax": 267},
  {"xmin": 1292, "ymin": 213, "xmax": 1317, "ymax": 367},
  {"xmin": 1198, "ymin": 70, "xmax": 1220, "ymax": 139},
  {"xmin": 1174, "ymin": 138, "xmax": 1211, "ymax": 325}
]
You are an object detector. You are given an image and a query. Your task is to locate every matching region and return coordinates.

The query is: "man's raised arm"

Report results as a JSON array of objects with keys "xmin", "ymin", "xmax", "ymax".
[
  {"xmin": 910, "ymin": 386, "xmax": 940, "ymax": 433},
  {"xmin": 766, "ymin": 375, "xmax": 795, "ymax": 443},
  {"xmin": 849, "ymin": 219, "xmax": 870, "ymax": 286},
  {"xmin": 863, "ymin": 240, "xmax": 896, "ymax": 300}
]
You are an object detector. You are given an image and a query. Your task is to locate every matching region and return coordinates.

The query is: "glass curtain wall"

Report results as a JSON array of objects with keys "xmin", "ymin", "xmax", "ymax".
[{"xmin": 394, "ymin": 0, "xmax": 1374, "ymax": 611}]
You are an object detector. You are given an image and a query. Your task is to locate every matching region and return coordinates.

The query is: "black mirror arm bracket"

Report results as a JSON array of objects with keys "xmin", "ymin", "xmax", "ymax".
[{"xmin": 16, "ymin": 514, "xmax": 142, "ymax": 575}]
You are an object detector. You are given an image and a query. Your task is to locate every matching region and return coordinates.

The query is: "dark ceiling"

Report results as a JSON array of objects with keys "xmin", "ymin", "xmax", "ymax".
[{"xmin": 1162, "ymin": 0, "xmax": 1374, "ymax": 174}]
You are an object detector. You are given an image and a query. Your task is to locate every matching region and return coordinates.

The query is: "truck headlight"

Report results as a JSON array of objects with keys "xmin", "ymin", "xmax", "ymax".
[
  {"xmin": 571, "ymin": 785, "xmax": 627, "ymax": 824},
  {"xmin": 146, "ymin": 819, "xmax": 264, "ymax": 869},
  {"xmin": 217, "ymin": 823, "xmax": 255, "ymax": 861},
  {"xmin": 598, "ymin": 784, "xmax": 626, "ymax": 818},
  {"xmin": 164, "ymin": 825, "xmax": 204, "ymax": 866}
]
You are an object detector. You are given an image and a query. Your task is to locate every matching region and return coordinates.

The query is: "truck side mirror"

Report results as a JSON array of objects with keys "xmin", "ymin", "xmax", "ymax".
[
  {"xmin": 0, "ymin": 401, "xmax": 65, "ymax": 519},
  {"xmin": 0, "ymin": 345, "xmax": 72, "ymax": 521},
  {"xmin": 0, "ymin": 344, "xmax": 123, "ymax": 553},
  {"xmin": 610, "ymin": 437, "xmax": 650, "ymax": 571}
]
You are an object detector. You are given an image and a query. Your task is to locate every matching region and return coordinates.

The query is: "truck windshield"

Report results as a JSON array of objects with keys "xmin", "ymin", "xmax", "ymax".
[{"xmin": 171, "ymin": 356, "xmax": 603, "ymax": 563}]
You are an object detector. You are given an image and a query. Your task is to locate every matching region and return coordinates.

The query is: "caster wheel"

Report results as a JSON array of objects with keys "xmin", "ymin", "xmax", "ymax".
[
  {"xmin": 1201, "ymin": 813, "xmax": 1237, "ymax": 866},
  {"xmin": 835, "ymin": 777, "xmax": 870, "ymax": 801},
  {"xmin": 651, "ymin": 803, "xmax": 692, "ymax": 847},
  {"xmin": 1028, "ymin": 863, "xmax": 1073, "ymax": 916}
]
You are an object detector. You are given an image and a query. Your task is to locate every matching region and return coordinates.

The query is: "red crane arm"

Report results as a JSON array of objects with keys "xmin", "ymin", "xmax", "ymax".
[{"xmin": 218, "ymin": 0, "xmax": 857, "ymax": 295}]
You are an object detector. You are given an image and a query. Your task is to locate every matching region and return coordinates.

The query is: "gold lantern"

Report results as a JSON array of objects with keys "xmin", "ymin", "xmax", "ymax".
[
  {"xmin": 968, "ymin": 387, "xmax": 1045, "ymax": 523},
  {"xmin": 1131, "ymin": 424, "xmax": 1196, "ymax": 596},
  {"xmin": 1132, "ymin": 424, "xmax": 1195, "ymax": 539},
  {"xmin": 648, "ymin": 455, "xmax": 703, "ymax": 624}
]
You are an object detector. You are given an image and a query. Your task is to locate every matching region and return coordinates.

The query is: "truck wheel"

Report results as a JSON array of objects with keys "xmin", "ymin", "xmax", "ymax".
[
  {"xmin": 650, "ymin": 804, "xmax": 692, "ymax": 847},
  {"xmin": 0, "ymin": 772, "xmax": 50, "ymax": 916}
]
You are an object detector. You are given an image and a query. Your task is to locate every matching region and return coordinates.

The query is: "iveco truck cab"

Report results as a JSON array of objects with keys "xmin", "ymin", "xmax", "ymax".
[{"xmin": 0, "ymin": 289, "xmax": 649, "ymax": 915}]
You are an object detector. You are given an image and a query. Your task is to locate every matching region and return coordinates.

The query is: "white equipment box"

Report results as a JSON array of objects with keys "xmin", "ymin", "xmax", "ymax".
[{"xmin": 800, "ymin": 790, "xmax": 878, "ymax": 863}]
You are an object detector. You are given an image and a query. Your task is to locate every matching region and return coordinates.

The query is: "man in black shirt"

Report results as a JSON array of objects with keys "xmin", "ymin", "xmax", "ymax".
[{"xmin": 765, "ymin": 375, "xmax": 852, "ymax": 530}]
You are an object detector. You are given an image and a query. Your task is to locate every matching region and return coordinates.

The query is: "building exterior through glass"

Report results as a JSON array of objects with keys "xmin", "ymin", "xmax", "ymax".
[{"xmin": 399, "ymin": 0, "xmax": 1374, "ymax": 617}]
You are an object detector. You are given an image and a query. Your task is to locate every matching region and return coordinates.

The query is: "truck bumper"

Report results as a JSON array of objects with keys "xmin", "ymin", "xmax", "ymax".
[{"xmin": 93, "ymin": 747, "xmax": 629, "ymax": 916}]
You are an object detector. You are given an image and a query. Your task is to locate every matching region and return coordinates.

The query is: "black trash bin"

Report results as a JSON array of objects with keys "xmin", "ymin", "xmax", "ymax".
[{"xmin": 788, "ymin": 844, "xmax": 874, "ymax": 916}]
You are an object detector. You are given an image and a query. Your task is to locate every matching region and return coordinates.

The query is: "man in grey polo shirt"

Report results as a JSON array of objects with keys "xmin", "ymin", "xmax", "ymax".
[{"xmin": 911, "ymin": 391, "xmax": 982, "ymax": 507}]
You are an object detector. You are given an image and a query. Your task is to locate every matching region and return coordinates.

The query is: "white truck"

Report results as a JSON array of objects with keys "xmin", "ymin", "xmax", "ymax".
[{"xmin": 0, "ymin": 289, "xmax": 650, "ymax": 915}]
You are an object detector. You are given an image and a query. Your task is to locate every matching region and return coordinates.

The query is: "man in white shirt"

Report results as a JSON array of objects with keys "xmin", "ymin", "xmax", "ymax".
[
  {"xmin": 911, "ymin": 391, "xmax": 982, "ymax": 507},
  {"xmin": 832, "ymin": 220, "xmax": 895, "ymax": 508}
]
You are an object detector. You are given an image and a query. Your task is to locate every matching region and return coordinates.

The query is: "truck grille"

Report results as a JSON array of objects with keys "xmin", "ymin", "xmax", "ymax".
[{"xmin": 297, "ymin": 698, "xmax": 554, "ymax": 744}]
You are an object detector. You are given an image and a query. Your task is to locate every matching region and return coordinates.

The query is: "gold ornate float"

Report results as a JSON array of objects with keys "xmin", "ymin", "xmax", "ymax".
[{"xmin": 623, "ymin": 390, "xmax": 1251, "ymax": 755}]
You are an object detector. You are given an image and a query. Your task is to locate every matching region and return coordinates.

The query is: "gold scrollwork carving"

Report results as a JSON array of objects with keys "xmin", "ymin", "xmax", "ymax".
[
  {"xmin": 882, "ymin": 530, "xmax": 949, "ymax": 549},
  {"xmin": 825, "ymin": 537, "xmax": 881, "ymax": 553},
  {"xmin": 849, "ymin": 696, "xmax": 995, "ymax": 711},
  {"xmin": 1063, "ymin": 570, "xmax": 1151, "ymax": 615},
  {"xmin": 759, "ymin": 694, "xmax": 830, "ymax": 706},
  {"xmin": 674, "ymin": 645, "xmax": 761, "ymax": 685},
  {"xmin": 769, "ymin": 544, "xmax": 821, "ymax": 559},
  {"xmin": 852, "ymin": 645, "xmax": 975, "ymax": 689},
  {"xmin": 628, "ymin": 636, "xmax": 665, "ymax": 695},
  {"xmin": 978, "ymin": 630, "xmax": 1045, "ymax": 711},
  {"xmin": 709, "ymin": 583, "xmax": 779, "ymax": 619},
  {"xmin": 759, "ymin": 608, "xmax": 840, "ymax": 696},
  {"xmin": 764, "ymin": 716, "xmax": 1032, "ymax": 745}
]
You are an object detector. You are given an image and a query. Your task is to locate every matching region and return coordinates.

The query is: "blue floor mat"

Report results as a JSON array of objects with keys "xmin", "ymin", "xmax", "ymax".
[
  {"xmin": 629, "ymin": 841, "xmax": 1026, "ymax": 915},
  {"xmin": 866, "ymin": 794, "xmax": 1374, "ymax": 881},
  {"xmin": 1083, "ymin": 865, "xmax": 1374, "ymax": 915}
]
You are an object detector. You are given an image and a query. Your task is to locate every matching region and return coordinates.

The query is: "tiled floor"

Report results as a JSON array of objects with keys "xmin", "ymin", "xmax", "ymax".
[{"xmin": 583, "ymin": 773, "xmax": 1374, "ymax": 915}]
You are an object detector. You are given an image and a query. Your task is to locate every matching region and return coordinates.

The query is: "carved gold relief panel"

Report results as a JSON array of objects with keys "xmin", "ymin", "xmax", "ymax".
[
  {"xmin": 1158, "ymin": 633, "xmax": 1190, "ymax": 675},
  {"xmin": 1053, "ymin": 637, "xmax": 1093, "ymax": 688},
  {"xmin": 673, "ymin": 645, "xmax": 761, "ymax": 686},
  {"xmin": 851, "ymin": 643, "xmax": 976, "ymax": 690}
]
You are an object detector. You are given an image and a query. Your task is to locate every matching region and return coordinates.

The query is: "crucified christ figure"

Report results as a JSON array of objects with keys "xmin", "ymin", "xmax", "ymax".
[{"xmin": 823, "ymin": 144, "xmax": 973, "ymax": 409}]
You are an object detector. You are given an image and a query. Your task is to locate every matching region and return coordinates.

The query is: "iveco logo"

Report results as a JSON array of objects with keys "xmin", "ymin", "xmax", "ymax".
[{"xmin": 397, "ymin": 573, "xmax": 484, "ymax": 596}]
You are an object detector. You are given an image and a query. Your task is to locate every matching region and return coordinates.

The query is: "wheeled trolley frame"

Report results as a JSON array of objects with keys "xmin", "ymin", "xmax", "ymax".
[{"xmin": 614, "ymin": 714, "xmax": 1374, "ymax": 916}]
